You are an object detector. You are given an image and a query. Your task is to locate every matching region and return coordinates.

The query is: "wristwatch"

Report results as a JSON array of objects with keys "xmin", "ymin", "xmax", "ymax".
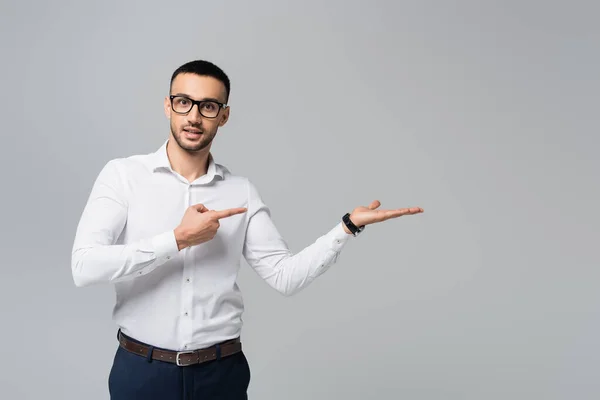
[{"xmin": 342, "ymin": 213, "xmax": 365, "ymax": 236}]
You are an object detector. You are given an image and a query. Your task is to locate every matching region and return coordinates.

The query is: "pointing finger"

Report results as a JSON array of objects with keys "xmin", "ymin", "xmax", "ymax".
[{"xmin": 213, "ymin": 207, "xmax": 248, "ymax": 219}]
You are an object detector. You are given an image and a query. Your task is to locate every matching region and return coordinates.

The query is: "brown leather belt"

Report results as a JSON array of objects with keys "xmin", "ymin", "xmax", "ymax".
[{"xmin": 118, "ymin": 330, "xmax": 242, "ymax": 367}]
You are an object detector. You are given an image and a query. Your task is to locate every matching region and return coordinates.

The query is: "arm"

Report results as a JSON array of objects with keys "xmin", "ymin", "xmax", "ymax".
[
  {"xmin": 71, "ymin": 160, "xmax": 179, "ymax": 287},
  {"xmin": 242, "ymin": 180, "xmax": 351, "ymax": 296}
]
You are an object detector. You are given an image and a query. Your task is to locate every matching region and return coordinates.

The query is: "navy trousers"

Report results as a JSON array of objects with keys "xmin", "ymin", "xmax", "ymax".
[{"xmin": 108, "ymin": 332, "xmax": 251, "ymax": 399}]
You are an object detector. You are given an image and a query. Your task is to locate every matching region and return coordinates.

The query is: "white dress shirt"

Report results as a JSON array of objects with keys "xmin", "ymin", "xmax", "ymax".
[{"xmin": 71, "ymin": 141, "xmax": 352, "ymax": 351}]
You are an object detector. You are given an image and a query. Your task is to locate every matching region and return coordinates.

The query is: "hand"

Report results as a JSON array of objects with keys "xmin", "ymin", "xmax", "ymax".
[
  {"xmin": 343, "ymin": 200, "xmax": 423, "ymax": 234},
  {"xmin": 174, "ymin": 203, "xmax": 247, "ymax": 250}
]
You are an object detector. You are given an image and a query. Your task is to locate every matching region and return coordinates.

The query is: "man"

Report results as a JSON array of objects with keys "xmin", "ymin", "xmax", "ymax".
[{"xmin": 71, "ymin": 59, "xmax": 423, "ymax": 399}]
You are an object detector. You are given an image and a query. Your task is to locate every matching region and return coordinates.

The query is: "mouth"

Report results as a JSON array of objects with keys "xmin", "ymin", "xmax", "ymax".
[{"xmin": 183, "ymin": 127, "xmax": 203, "ymax": 139}]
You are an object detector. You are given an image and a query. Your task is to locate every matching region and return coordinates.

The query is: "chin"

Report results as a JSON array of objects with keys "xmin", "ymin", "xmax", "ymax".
[{"xmin": 179, "ymin": 136, "xmax": 210, "ymax": 152}]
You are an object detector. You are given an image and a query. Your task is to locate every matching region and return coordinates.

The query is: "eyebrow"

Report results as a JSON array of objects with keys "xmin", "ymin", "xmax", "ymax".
[{"xmin": 171, "ymin": 93, "xmax": 224, "ymax": 103}]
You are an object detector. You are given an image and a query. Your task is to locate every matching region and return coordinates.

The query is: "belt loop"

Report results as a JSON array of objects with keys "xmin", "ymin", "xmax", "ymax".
[
  {"xmin": 146, "ymin": 346, "xmax": 154, "ymax": 363},
  {"xmin": 215, "ymin": 344, "xmax": 221, "ymax": 361}
]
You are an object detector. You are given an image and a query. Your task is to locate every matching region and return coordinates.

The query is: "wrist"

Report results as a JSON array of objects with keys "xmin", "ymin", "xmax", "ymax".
[
  {"xmin": 342, "ymin": 212, "xmax": 364, "ymax": 236},
  {"xmin": 174, "ymin": 226, "xmax": 190, "ymax": 250}
]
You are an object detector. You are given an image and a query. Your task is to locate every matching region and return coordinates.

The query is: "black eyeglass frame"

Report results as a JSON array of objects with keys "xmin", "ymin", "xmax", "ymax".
[{"xmin": 169, "ymin": 95, "xmax": 228, "ymax": 118}]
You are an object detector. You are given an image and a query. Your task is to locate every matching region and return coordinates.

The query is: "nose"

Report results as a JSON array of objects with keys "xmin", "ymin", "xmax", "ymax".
[{"xmin": 186, "ymin": 103, "xmax": 203, "ymax": 124}]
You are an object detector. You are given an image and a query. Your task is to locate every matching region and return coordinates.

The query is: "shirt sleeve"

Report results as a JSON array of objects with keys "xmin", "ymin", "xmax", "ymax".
[
  {"xmin": 242, "ymin": 179, "xmax": 352, "ymax": 296},
  {"xmin": 71, "ymin": 159, "xmax": 180, "ymax": 287}
]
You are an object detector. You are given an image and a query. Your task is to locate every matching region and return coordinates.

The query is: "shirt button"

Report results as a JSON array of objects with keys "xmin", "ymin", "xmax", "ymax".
[
  {"xmin": 166, "ymin": 256, "xmax": 171, "ymax": 260},
  {"xmin": 186, "ymin": 278, "xmax": 190, "ymax": 283},
  {"xmin": 184, "ymin": 312, "xmax": 188, "ymax": 316}
]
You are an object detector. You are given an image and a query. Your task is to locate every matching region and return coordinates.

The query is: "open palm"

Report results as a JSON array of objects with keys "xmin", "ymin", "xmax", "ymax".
[{"xmin": 349, "ymin": 200, "xmax": 423, "ymax": 228}]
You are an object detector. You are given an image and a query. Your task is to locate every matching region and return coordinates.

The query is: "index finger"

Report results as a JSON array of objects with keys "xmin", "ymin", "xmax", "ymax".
[
  {"xmin": 212, "ymin": 207, "xmax": 248, "ymax": 219},
  {"xmin": 378, "ymin": 207, "xmax": 423, "ymax": 221}
]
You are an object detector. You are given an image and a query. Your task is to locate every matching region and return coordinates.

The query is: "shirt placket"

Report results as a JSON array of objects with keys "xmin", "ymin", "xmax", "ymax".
[{"xmin": 180, "ymin": 183, "xmax": 194, "ymax": 350}]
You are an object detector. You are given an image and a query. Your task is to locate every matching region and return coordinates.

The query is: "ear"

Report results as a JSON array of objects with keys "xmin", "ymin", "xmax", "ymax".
[
  {"xmin": 218, "ymin": 106, "xmax": 230, "ymax": 127},
  {"xmin": 163, "ymin": 96, "xmax": 171, "ymax": 119}
]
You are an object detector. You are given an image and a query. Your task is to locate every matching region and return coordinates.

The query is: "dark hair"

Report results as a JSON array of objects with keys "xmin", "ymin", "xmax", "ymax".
[{"xmin": 170, "ymin": 60, "xmax": 231, "ymax": 102}]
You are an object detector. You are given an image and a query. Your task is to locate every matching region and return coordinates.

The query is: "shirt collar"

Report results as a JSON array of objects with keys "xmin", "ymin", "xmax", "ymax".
[{"xmin": 148, "ymin": 140, "xmax": 225, "ymax": 183}]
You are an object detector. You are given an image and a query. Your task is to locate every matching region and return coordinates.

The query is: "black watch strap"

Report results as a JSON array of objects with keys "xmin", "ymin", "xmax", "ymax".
[{"xmin": 342, "ymin": 213, "xmax": 365, "ymax": 236}]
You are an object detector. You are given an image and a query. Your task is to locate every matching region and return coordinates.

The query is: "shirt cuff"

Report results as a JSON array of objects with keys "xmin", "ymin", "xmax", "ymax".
[
  {"xmin": 151, "ymin": 230, "xmax": 180, "ymax": 262},
  {"xmin": 327, "ymin": 222, "xmax": 352, "ymax": 252}
]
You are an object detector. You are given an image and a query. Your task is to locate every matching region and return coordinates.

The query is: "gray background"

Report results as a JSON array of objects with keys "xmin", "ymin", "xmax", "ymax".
[{"xmin": 1, "ymin": 0, "xmax": 599, "ymax": 399}]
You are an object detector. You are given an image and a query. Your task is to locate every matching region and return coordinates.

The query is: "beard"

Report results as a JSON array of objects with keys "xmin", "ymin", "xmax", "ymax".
[{"xmin": 170, "ymin": 120, "xmax": 216, "ymax": 153}]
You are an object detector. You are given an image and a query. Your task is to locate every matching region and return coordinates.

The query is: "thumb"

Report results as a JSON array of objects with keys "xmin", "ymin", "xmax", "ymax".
[
  {"xmin": 191, "ymin": 203, "xmax": 209, "ymax": 213},
  {"xmin": 368, "ymin": 200, "xmax": 381, "ymax": 210}
]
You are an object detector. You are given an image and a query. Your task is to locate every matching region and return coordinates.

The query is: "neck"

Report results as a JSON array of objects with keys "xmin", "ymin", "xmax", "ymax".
[{"xmin": 166, "ymin": 137, "xmax": 211, "ymax": 182}]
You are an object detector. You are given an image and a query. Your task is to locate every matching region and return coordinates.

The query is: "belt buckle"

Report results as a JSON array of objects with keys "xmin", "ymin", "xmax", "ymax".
[{"xmin": 175, "ymin": 351, "xmax": 197, "ymax": 366}]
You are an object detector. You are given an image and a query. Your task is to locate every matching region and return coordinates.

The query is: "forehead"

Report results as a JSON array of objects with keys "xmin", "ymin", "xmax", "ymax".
[{"xmin": 170, "ymin": 73, "xmax": 227, "ymax": 102}]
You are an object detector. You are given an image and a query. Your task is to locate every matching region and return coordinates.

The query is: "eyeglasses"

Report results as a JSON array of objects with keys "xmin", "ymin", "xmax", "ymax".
[{"xmin": 169, "ymin": 95, "xmax": 228, "ymax": 118}]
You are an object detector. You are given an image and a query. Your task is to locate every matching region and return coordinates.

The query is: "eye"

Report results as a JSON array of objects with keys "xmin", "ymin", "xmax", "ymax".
[{"xmin": 201, "ymin": 102, "xmax": 217, "ymax": 111}]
